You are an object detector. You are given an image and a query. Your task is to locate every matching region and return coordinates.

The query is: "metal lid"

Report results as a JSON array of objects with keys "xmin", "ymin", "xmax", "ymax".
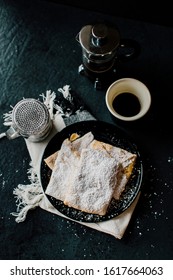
[
  {"xmin": 12, "ymin": 98, "xmax": 50, "ymax": 135},
  {"xmin": 78, "ymin": 23, "xmax": 120, "ymax": 55}
]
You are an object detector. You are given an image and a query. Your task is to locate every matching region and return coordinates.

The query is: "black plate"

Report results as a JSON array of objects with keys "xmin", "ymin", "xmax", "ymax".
[{"xmin": 40, "ymin": 120, "xmax": 143, "ymax": 223}]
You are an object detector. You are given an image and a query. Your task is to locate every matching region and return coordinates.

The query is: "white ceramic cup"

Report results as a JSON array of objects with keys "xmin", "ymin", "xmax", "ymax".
[{"xmin": 105, "ymin": 78, "xmax": 151, "ymax": 121}]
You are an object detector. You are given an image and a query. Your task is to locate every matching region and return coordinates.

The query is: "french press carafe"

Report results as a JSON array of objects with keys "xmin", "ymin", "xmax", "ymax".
[{"xmin": 76, "ymin": 22, "xmax": 140, "ymax": 90}]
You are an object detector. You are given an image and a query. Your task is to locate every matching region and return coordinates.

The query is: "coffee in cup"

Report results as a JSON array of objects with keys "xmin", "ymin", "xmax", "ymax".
[{"xmin": 105, "ymin": 78, "xmax": 151, "ymax": 121}]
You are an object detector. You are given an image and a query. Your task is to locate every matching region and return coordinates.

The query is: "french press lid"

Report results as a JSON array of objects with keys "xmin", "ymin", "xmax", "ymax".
[{"xmin": 78, "ymin": 22, "xmax": 120, "ymax": 55}]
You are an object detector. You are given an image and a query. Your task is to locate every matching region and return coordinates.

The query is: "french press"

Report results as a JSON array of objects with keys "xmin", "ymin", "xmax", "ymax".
[{"xmin": 76, "ymin": 21, "xmax": 140, "ymax": 90}]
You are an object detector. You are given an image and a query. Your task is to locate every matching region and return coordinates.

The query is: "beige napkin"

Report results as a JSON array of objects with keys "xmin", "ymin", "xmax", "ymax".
[{"xmin": 25, "ymin": 113, "xmax": 141, "ymax": 240}]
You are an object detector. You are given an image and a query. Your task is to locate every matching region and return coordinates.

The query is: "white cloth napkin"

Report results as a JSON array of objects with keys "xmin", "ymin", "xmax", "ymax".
[{"xmin": 7, "ymin": 86, "xmax": 140, "ymax": 239}]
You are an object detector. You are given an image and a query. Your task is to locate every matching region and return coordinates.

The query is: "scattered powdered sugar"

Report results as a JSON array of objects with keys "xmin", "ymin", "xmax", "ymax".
[
  {"xmin": 0, "ymin": 174, "xmax": 6, "ymax": 190},
  {"xmin": 168, "ymin": 156, "xmax": 173, "ymax": 163},
  {"xmin": 130, "ymin": 156, "xmax": 173, "ymax": 239}
]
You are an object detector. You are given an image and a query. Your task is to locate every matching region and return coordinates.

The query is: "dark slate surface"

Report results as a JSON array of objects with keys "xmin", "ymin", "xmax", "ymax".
[{"xmin": 0, "ymin": 0, "xmax": 173, "ymax": 260}]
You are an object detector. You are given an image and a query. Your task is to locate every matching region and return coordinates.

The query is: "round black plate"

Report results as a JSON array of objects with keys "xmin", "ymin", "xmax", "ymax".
[{"xmin": 40, "ymin": 120, "xmax": 143, "ymax": 223}]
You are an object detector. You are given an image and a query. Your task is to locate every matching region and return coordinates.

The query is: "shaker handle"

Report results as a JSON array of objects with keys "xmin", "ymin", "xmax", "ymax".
[
  {"xmin": 5, "ymin": 126, "xmax": 20, "ymax": 140},
  {"xmin": 118, "ymin": 39, "xmax": 141, "ymax": 62}
]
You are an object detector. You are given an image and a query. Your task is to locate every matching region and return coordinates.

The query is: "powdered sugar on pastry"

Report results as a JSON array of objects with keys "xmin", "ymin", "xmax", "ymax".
[
  {"xmin": 44, "ymin": 131, "xmax": 94, "ymax": 170},
  {"xmin": 64, "ymin": 148, "xmax": 120, "ymax": 215},
  {"xmin": 45, "ymin": 138, "xmax": 80, "ymax": 201},
  {"xmin": 90, "ymin": 140, "xmax": 137, "ymax": 200},
  {"xmin": 71, "ymin": 131, "xmax": 94, "ymax": 154},
  {"xmin": 44, "ymin": 131, "xmax": 137, "ymax": 216},
  {"xmin": 45, "ymin": 132, "xmax": 94, "ymax": 201}
]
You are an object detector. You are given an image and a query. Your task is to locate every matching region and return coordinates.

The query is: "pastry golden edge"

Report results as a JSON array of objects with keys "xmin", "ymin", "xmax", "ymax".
[{"xmin": 44, "ymin": 133, "xmax": 79, "ymax": 169}]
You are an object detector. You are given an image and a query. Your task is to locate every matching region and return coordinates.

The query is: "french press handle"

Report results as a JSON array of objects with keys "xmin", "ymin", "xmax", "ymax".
[{"xmin": 117, "ymin": 38, "xmax": 141, "ymax": 62}]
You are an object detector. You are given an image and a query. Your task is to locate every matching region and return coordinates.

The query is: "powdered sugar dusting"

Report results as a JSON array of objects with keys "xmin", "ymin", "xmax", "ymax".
[
  {"xmin": 45, "ymin": 132, "xmax": 94, "ymax": 202},
  {"xmin": 64, "ymin": 148, "xmax": 120, "ymax": 215}
]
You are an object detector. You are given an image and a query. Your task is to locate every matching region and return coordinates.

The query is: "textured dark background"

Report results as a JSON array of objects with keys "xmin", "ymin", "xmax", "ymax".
[{"xmin": 0, "ymin": 0, "xmax": 173, "ymax": 260}]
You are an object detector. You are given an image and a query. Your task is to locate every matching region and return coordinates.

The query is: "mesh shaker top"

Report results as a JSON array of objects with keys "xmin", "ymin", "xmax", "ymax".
[{"xmin": 12, "ymin": 99, "xmax": 50, "ymax": 135}]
